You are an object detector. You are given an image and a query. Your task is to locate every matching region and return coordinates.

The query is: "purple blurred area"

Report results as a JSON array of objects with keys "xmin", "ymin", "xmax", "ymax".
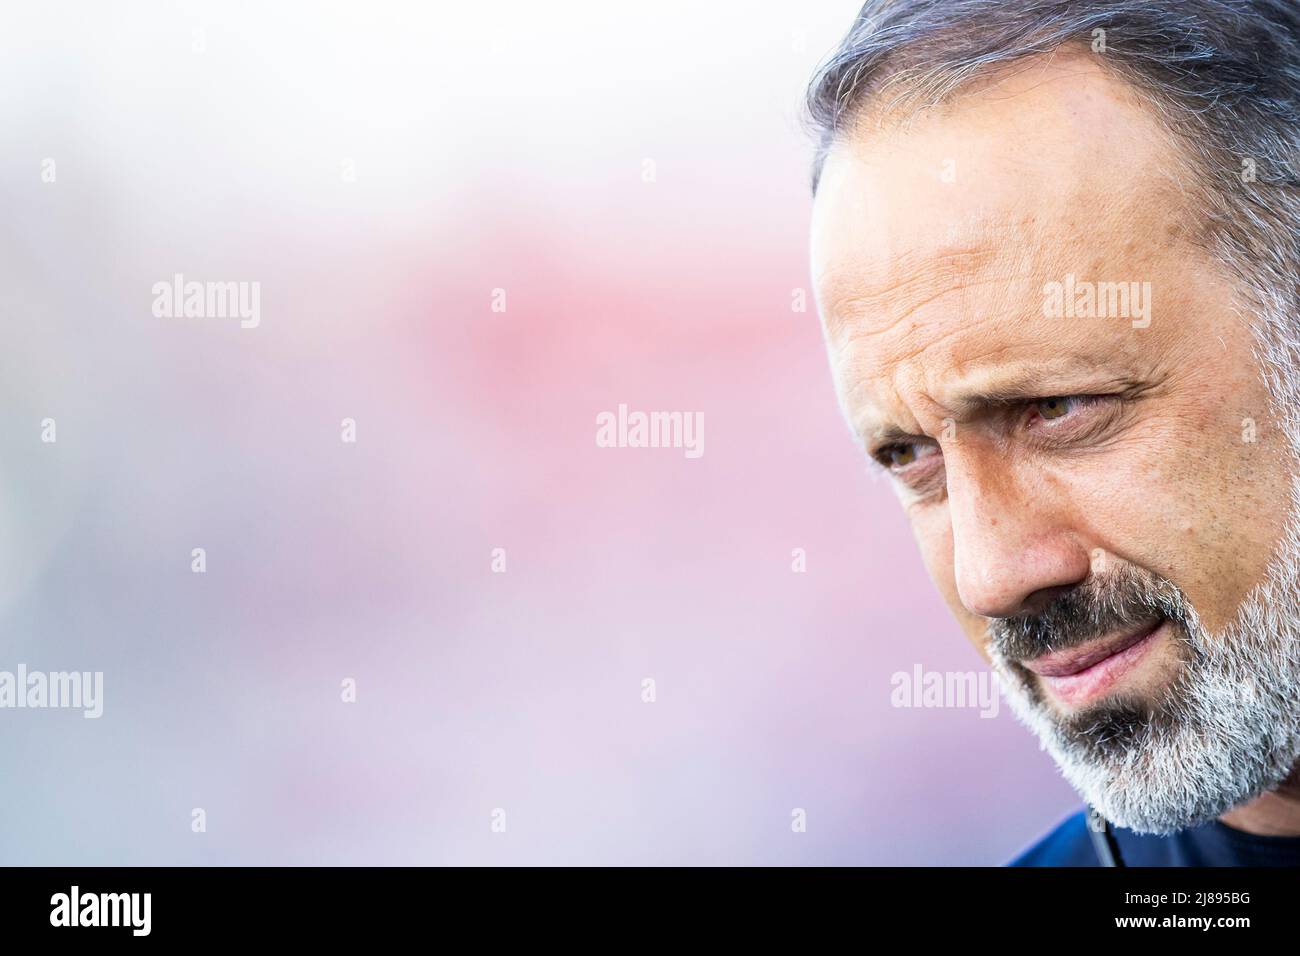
[{"xmin": 0, "ymin": 0, "xmax": 1078, "ymax": 864}]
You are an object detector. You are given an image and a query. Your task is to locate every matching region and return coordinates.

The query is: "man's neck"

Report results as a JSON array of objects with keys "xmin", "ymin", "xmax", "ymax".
[{"xmin": 1219, "ymin": 766, "xmax": 1300, "ymax": 836}]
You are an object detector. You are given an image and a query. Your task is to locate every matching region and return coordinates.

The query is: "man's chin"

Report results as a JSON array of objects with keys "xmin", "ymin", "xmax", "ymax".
[
  {"xmin": 1014, "ymin": 691, "xmax": 1288, "ymax": 834},
  {"xmin": 1018, "ymin": 703, "xmax": 1224, "ymax": 833},
  {"xmin": 993, "ymin": 656, "xmax": 1252, "ymax": 834},
  {"xmin": 1047, "ymin": 728, "xmax": 1269, "ymax": 835}
]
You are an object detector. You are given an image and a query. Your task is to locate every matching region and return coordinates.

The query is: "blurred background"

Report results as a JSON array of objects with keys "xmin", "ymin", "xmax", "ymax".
[{"xmin": 0, "ymin": 0, "xmax": 1078, "ymax": 864}]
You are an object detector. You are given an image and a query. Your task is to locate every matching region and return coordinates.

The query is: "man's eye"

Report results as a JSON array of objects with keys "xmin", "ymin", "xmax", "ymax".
[
  {"xmin": 1033, "ymin": 396, "xmax": 1075, "ymax": 421},
  {"xmin": 877, "ymin": 442, "xmax": 937, "ymax": 470},
  {"xmin": 888, "ymin": 444, "xmax": 918, "ymax": 467}
]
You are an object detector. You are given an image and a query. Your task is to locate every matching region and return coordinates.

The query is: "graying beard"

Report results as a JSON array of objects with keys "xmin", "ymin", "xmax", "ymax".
[{"xmin": 992, "ymin": 481, "xmax": 1300, "ymax": 834}]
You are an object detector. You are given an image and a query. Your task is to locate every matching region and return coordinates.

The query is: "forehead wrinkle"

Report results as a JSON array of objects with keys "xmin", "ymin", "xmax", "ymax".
[
  {"xmin": 831, "ymin": 342, "xmax": 922, "ymax": 446},
  {"xmin": 824, "ymin": 244, "xmax": 987, "ymax": 336},
  {"xmin": 823, "ymin": 251, "xmax": 1040, "ymax": 361},
  {"xmin": 836, "ymin": 342, "xmax": 953, "ymax": 449},
  {"xmin": 834, "ymin": 294, "xmax": 1034, "ymax": 413}
]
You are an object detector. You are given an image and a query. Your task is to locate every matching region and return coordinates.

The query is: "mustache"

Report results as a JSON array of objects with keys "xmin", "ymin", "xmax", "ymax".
[{"xmin": 988, "ymin": 564, "xmax": 1192, "ymax": 664}]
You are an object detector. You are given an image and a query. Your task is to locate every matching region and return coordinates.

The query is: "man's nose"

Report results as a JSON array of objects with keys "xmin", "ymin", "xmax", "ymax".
[{"xmin": 946, "ymin": 457, "xmax": 1090, "ymax": 619}]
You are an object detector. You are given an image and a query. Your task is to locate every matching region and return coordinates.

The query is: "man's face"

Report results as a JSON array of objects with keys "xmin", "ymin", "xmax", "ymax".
[{"xmin": 811, "ymin": 53, "xmax": 1300, "ymax": 829}]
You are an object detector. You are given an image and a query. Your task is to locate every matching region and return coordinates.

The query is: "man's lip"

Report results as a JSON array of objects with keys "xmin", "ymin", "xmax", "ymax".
[{"xmin": 1019, "ymin": 619, "xmax": 1164, "ymax": 678}]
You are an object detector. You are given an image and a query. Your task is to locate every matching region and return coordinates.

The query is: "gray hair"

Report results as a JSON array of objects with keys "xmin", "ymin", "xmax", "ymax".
[{"xmin": 805, "ymin": 0, "xmax": 1300, "ymax": 445}]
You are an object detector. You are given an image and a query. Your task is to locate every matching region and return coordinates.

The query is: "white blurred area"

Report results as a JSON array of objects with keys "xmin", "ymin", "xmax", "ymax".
[
  {"xmin": 0, "ymin": 3, "xmax": 1081, "ymax": 867},
  {"xmin": 0, "ymin": 1, "xmax": 852, "ymax": 209},
  {"xmin": 0, "ymin": 0, "xmax": 857, "ymax": 610}
]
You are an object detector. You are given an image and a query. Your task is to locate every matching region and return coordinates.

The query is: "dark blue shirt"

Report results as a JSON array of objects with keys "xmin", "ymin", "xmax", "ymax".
[{"xmin": 1010, "ymin": 809, "xmax": 1300, "ymax": 866}]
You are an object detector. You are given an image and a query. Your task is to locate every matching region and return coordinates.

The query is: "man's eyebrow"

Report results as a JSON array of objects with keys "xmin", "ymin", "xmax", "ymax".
[
  {"xmin": 940, "ymin": 362, "xmax": 1145, "ymax": 414},
  {"xmin": 945, "ymin": 382, "xmax": 1054, "ymax": 416},
  {"xmin": 860, "ymin": 367, "xmax": 1144, "ymax": 450},
  {"xmin": 861, "ymin": 380, "xmax": 1054, "ymax": 447}
]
